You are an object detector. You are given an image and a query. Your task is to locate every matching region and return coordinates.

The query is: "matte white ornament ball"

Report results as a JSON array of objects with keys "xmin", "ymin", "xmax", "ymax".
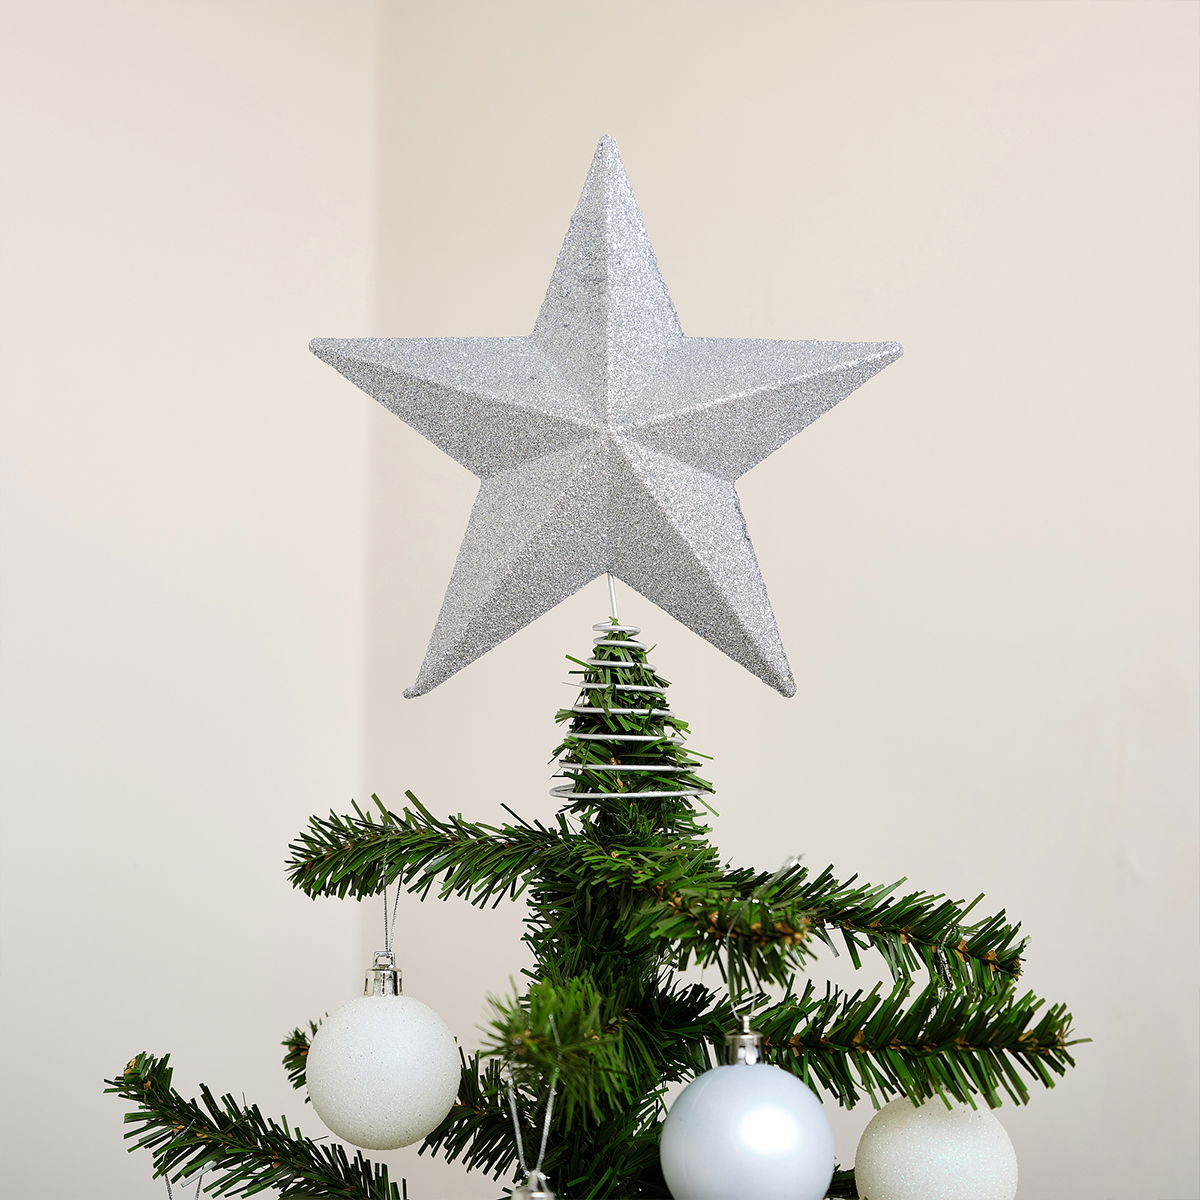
[
  {"xmin": 660, "ymin": 1063, "xmax": 835, "ymax": 1200},
  {"xmin": 306, "ymin": 993, "xmax": 460, "ymax": 1150},
  {"xmin": 854, "ymin": 1098, "xmax": 1018, "ymax": 1200}
]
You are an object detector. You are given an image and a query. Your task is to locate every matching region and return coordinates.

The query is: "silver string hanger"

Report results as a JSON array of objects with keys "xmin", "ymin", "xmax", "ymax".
[
  {"xmin": 727, "ymin": 853, "xmax": 804, "ymax": 1010},
  {"xmin": 379, "ymin": 833, "xmax": 402, "ymax": 958},
  {"xmin": 164, "ymin": 1165, "xmax": 207, "ymax": 1199},
  {"xmin": 369, "ymin": 852, "xmax": 404, "ymax": 996},
  {"xmin": 506, "ymin": 1068, "xmax": 560, "ymax": 1199},
  {"xmin": 381, "ymin": 875, "xmax": 402, "ymax": 956}
]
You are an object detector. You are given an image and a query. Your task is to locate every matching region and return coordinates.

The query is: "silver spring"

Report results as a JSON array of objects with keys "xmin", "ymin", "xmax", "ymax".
[{"xmin": 552, "ymin": 620, "xmax": 705, "ymax": 801}]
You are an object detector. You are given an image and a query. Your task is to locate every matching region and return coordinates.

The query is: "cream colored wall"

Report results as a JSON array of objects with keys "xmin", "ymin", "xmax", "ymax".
[
  {"xmin": 365, "ymin": 3, "xmax": 1198, "ymax": 1200},
  {"xmin": 0, "ymin": 2, "xmax": 379, "ymax": 1196},
  {"xmin": 2, "ymin": 2, "xmax": 1195, "ymax": 1199}
]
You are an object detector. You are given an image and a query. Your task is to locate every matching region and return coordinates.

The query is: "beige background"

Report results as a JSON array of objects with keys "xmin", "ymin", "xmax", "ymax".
[{"xmin": 1, "ymin": 2, "xmax": 1196, "ymax": 1198}]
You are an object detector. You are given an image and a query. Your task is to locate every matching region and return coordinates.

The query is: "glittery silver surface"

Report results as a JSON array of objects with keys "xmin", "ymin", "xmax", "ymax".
[{"xmin": 311, "ymin": 137, "xmax": 902, "ymax": 697}]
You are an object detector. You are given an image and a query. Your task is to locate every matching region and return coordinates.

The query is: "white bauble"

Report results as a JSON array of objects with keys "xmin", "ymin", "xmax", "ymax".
[
  {"xmin": 854, "ymin": 1098, "xmax": 1018, "ymax": 1200},
  {"xmin": 305, "ymin": 994, "xmax": 459, "ymax": 1150},
  {"xmin": 660, "ymin": 1063, "xmax": 835, "ymax": 1200}
]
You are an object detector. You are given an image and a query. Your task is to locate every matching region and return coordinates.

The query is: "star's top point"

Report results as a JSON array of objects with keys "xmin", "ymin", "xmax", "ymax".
[{"xmin": 533, "ymin": 134, "xmax": 680, "ymax": 413}]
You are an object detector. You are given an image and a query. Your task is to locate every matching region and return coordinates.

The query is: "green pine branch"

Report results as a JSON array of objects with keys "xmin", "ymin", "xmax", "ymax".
[
  {"xmin": 105, "ymin": 1053, "xmax": 403, "ymax": 1199},
  {"xmin": 484, "ymin": 976, "xmax": 642, "ymax": 1125},
  {"xmin": 644, "ymin": 862, "xmax": 1025, "ymax": 993},
  {"xmin": 781, "ymin": 866, "xmax": 1025, "ymax": 988},
  {"xmin": 286, "ymin": 793, "xmax": 569, "ymax": 905},
  {"xmin": 111, "ymin": 1043, "xmax": 864, "ymax": 1200},
  {"xmin": 750, "ymin": 979, "xmax": 1081, "ymax": 1109},
  {"xmin": 282, "ymin": 1021, "xmax": 321, "ymax": 1097}
]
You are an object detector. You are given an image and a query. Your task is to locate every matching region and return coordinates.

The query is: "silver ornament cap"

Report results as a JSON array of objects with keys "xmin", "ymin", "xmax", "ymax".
[
  {"xmin": 512, "ymin": 1170, "xmax": 556, "ymax": 1200},
  {"xmin": 724, "ymin": 1015, "xmax": 763, "ymax": 1065},
  {"xmin": 363, "ymin": 949, "xmax": 402, "ymax": 997}
]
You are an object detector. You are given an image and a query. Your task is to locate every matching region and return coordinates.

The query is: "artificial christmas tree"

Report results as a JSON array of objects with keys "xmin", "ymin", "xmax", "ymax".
[{"xmin": 108, "ymin": 614, "xmax": 1079, "ymax": 1198}]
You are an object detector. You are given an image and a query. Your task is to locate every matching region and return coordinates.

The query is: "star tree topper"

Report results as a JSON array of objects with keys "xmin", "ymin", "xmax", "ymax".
[{"xmin": 312, "ymin": 138, "xmax": 901, "ymax": 697}]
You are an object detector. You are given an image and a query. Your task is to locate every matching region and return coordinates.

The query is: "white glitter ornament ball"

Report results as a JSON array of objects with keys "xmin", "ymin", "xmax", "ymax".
[
  {"xmin": 854, "ymin": 1098, "xmax": 1018, "ymax": 1200},
  {"xmin": 305, "ymin": 994, "xmax": 459, "ymax": 1150},
  {"xmin": 660, "ymin": 1063, "xmax": 835, "ymax": 1200}
]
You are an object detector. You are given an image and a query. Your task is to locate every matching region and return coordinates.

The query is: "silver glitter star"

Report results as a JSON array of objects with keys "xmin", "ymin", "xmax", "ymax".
[{"xmin": 312, "ymin": 137, "xmax": 901, "ymax": 697}]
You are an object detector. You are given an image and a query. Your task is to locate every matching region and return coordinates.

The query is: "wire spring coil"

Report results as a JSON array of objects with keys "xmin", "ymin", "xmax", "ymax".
[{"xmin": 551, "ymin": 622, "xmax": 705, "ymax": 802}]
